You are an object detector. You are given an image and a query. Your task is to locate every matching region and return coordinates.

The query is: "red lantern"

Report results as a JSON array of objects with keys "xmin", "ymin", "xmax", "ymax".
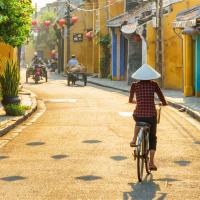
[
  {"xmin": 44, "ymin": 20, "xmax": 51, "ymax": 27},
  {"xmin": 50, "ymin": 50, "xmax": 56, "ymax": 58},
  {"xmin": 32, "ymin": 20, "xmax": 37, "ymax": 26},
  {"xmin": 86, "ymin": 31, "xmax": 93, "ymax": 40},
  {"xmin": 71, "ymin": 16, "xmax": 78, "ymax": 24},
  {"xmin": 59, "ymin": 18, "xmax": 66, "ymax": 27},
  {"xmin": 133, "ymin": 34, "xmax": 141, "ymax": 42}
]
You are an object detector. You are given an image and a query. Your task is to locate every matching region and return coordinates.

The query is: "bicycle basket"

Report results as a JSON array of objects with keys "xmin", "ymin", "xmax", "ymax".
[{"xmin": 156, "ymin": 105, "xmax": 161, "ymax": 124}]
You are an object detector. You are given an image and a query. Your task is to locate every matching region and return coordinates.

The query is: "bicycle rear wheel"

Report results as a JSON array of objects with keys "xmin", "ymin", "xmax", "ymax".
[
  {"xmin": 144, "ymin": 132, "xmax": 150, "ymax": 174},
  {"xmin": 137, "ymin": 134, "xmax": 145, "ymax": 182}
]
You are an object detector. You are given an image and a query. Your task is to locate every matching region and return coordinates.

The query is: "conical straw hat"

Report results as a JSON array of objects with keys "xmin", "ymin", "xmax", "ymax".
[{"xmin": 131, "ymin": 64, "xmax": 161, "ymax": 80}]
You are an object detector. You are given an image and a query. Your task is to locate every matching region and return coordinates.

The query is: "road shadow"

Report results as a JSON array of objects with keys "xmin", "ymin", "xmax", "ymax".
[
  {"xmin": 110, "ymin": 156, "xmax": 128, "ymax": 161},
  {"xmin": 0, "ymin": 176, "xmax": 26, "ymax": 182},
  {"xmin": 154, "ymin": 177, "xmax": 178, "ymax": 182},
  {"xmin": 123, "ymin": 174, "xmax": 167, "ymax": 200},
  {"xmin": 26, "ymin": 142, "xmax": 45, "ymax": 146},
  {"xmin": 174, "ymin": 160, "xmax": 191, "ymax": 166},
  {"xmin": 66, "ymin": 80, "xmax": 85, "ymax": 87},
  {"xmin": 25, "ymin": 82, "xmax": 44, "ymax": 85},
  {"xmin": 82, "ymin": 140, "xmax": 102, "ymax": 144},
  {"xmin": 75, "ymin": 175, "xmax": 102, "ymax": 181},
  {"xmin": 0, "ymin": 156, "xmax": 9, "ymax": 160},
  {"xmin": 51, "ymin": 154, "xmax": 68, "ymax": 160},
  {"xmin": 194, "ymin": 141, "xmax": 200, "ymax": 145}
]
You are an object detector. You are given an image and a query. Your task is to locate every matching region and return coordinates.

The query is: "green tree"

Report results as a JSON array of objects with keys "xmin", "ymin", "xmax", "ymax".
[{"xmin": 0, "ymin": 0, "xmax": 34, "ymax": 47}]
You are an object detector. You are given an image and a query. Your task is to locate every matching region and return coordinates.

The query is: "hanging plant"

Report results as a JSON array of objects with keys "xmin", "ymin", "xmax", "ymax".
[{"xmin": 97, "ymin": 33, "xmax": 111, "ymax": 78}]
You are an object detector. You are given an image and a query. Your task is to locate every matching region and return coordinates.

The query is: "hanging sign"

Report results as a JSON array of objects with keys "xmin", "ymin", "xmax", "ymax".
[
  {"xmin": 172, "ymin": 19, "xmax": 196, "ymax": 28},
  {"xmin": 73, "ymin": 33, "xmax": 83, "ymax": 42}
]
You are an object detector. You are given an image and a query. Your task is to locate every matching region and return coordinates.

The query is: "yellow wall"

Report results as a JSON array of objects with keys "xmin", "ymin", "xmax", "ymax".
[
  {"xmin": 0, "ymin": 42, "xmax": 17, "ymax": 72},
  {"xmin": 64, "ymin": 0, "xmax": 124, "ymax": 75},
  {"xmin": 109, "ymin": 0, "xmax": 124, "ymax": 19},
  {"xmin": 0, "ymin": 43, "xmax": 17, "ymax": 60},
  {"xmin": 64, "ymin": 3, "xmax": 97, "ymax": 73},
  {"xmin": 147, "ymin": 0, "xmax": 200, "ymax": 89},
  {"xmin": 24, "ymin": 42, "xmax": 35, "ymax": 67},
  {"xmin": 97, "ymin": 0, "xmax": 124, "ymax": 76}
]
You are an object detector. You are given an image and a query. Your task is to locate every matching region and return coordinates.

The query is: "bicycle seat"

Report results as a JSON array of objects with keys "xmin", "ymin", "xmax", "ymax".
[{"xmin": 136, "ymin": 122, "xmax": 151, "ymax": 128}]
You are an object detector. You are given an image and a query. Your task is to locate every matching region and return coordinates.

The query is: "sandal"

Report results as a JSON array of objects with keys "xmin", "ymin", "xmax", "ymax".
[{"xmin": 149, "ymin": 164, "xmax": 157, "ymax": 171}]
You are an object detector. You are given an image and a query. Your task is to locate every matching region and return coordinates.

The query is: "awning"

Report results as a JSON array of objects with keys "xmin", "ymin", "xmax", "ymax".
[
  {"xmin": 107, "ymin": 3, "xmax": 152, "ymax": 28},
  {"xmin": 182, "ymin": 27, "xmax": 200, "ymax": 35},
  {"xmin": 173, "ymin": 5, "xmax": 200, "ymax": 28},
  {"xmin": 106, "ymin": 14, "xmax": 126, "ymax": 28}
]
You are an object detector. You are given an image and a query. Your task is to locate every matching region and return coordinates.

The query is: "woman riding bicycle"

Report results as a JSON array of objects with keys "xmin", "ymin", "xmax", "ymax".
[{"xmin": 129, "ymin": 64, "xmax": 167, "ymax": 171}]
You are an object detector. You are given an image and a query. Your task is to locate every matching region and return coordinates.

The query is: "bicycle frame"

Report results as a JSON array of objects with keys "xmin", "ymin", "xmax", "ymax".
[{"xmin": 137, "ymin": 128, "xmax": 143, "ymax": 147}]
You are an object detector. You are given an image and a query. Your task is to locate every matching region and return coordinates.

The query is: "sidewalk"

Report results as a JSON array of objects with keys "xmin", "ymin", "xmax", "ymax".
[
  {"xmin": 87, "ymin": 76, "xmax": 200, "ymax": 122},
  {"xmin": 0, "ymin": 89, "xmax": 37, "ymax": 136}
]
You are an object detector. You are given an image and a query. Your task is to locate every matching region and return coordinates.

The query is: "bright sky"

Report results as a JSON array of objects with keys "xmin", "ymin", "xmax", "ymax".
[{"xmin": 32, "ymin": 0, "xmax": 56, "ymax": 10}]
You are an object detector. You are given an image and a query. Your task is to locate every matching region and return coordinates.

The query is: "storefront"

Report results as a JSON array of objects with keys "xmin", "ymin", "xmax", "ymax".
[
  {"xmin": 173, "ymin": 5, "xmax": 200, "ymax": 97},
  {"xmin": 107, "ymin": 14, "xmax": 148, "ymax": 84},
  {"xmin": 107, "ymin": 16, "xmax": 128, "ymax": 81}
]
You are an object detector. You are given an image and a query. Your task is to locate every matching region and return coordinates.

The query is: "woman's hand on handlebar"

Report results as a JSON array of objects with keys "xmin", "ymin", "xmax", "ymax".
[
  {"xmin": 156, "ymin": 101, "xmax": 168, "ymax": 106},
  {"xmin": 129, "ymin": 99, "xmax": 136, "ymax": 104}
]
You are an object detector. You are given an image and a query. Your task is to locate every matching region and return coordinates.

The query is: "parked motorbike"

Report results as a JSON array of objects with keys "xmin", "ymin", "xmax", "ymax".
[{"xmin": 50, "ymin": 58, "xmax": 57, "ymax": 72}]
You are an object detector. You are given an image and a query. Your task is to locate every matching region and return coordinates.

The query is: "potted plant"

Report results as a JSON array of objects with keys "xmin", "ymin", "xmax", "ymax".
[{"xmin": 0, "ymin": 60, "xmax": 20, "ymax": 106}]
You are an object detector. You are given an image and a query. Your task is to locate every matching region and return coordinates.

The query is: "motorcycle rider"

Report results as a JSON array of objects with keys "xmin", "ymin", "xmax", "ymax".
[
  {"xmin": 31, "ymin": 52, "xmax": 39, "ymax": 65},
  {"xmin": 68, "ymin": 55, "xmax": 78, "ymax": 67},
  {"xmin": 31, "ymin": 52, "xmax": 45, "ymax": 67},
  {"xmin": 31, "ymin": 52, "xmax": 46, "ymax": 80}
]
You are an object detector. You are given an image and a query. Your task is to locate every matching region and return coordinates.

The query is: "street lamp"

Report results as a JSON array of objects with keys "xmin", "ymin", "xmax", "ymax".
[{"xmin": 66, "ymin": 0, "xmax": 71, "ymax": 62}]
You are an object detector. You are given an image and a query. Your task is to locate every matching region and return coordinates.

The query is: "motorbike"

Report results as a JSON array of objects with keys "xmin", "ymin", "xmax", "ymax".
[
  {"xmin": 50, "ymin": 58, "xmax": 57, "ymax": 72},
  {"xmin": 26, "ymin": 63, "xmax": 48, "ymax": 84},
  {"xmin": 34, "ymin": 65, "xmax": 42, "ymax": 84}
]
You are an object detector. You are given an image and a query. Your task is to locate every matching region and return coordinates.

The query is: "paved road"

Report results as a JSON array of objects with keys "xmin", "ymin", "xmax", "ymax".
[{"xmin": 0, "ymin": 72, "xmax": 200, "ymax": 200}]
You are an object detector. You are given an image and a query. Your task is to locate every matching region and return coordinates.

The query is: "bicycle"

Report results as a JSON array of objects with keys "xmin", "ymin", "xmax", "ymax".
[{"xmin": 132, "ymin": 104, "xmax": 161, "ymax": 182}]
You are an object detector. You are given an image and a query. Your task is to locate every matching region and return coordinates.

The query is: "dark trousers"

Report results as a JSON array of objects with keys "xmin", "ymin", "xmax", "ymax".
[{"xmin": 133, "ymin": 115, "xmax": 157, "ymax": 150}]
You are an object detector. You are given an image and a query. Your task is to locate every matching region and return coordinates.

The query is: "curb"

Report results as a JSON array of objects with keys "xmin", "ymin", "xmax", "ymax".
[
  {"xmin": 88, "ymin": 80, "xmax": 200, "ymax": 122},
  {"xmin": 87, "ymin": 80, "xmax": 129, "ymax": 93},
  {"xmin": 0, "ymin": 90, "xmax": 37, "ymax": 137}
]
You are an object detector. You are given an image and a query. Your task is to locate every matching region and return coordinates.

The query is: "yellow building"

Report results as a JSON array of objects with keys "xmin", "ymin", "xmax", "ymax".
[
  {"xmin": 64, "ymin": 2, "xmax": 94, "ymax": 73},
  {"xmin": 0, "ymin": 43, "xmax": 17, "ymax": 72},
  {"xmin": 0, "ymin": 43, "xmax": 17, "ymax": 60},
  {"xmin": 147, "ymin": 0, "xmax": 200, "ymax": 92},
  {"xmin": 64, "ymin": 0, "xmax": 124, "ymax": 75},
  {"xmin": 173, "ymin": 4, "xmax": 200, "ymax": 97}
]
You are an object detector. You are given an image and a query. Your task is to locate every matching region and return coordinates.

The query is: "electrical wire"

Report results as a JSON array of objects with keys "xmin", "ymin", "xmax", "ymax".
[{"xmin": 66, "ymin": 0, "xmax": 124, "ymax": 12}]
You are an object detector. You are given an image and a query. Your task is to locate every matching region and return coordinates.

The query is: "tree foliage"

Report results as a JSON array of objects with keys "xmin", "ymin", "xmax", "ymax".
[
  {"xmin": 0, "ymin": 0, "xmax": 34, "ymax": 47},
  {"xmin": 33, "ymin": 11, "xmax": 57, "ymax": 50}
]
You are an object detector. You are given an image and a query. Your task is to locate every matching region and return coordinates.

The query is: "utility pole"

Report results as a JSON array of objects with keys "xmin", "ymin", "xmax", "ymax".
[
  {"xmin": 66, "ymin": 0, "xmax": 71, "ymax": 62},
  {"xmin": 155, "ymin": 0, "xmax": 164, "ymax": 88}
]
